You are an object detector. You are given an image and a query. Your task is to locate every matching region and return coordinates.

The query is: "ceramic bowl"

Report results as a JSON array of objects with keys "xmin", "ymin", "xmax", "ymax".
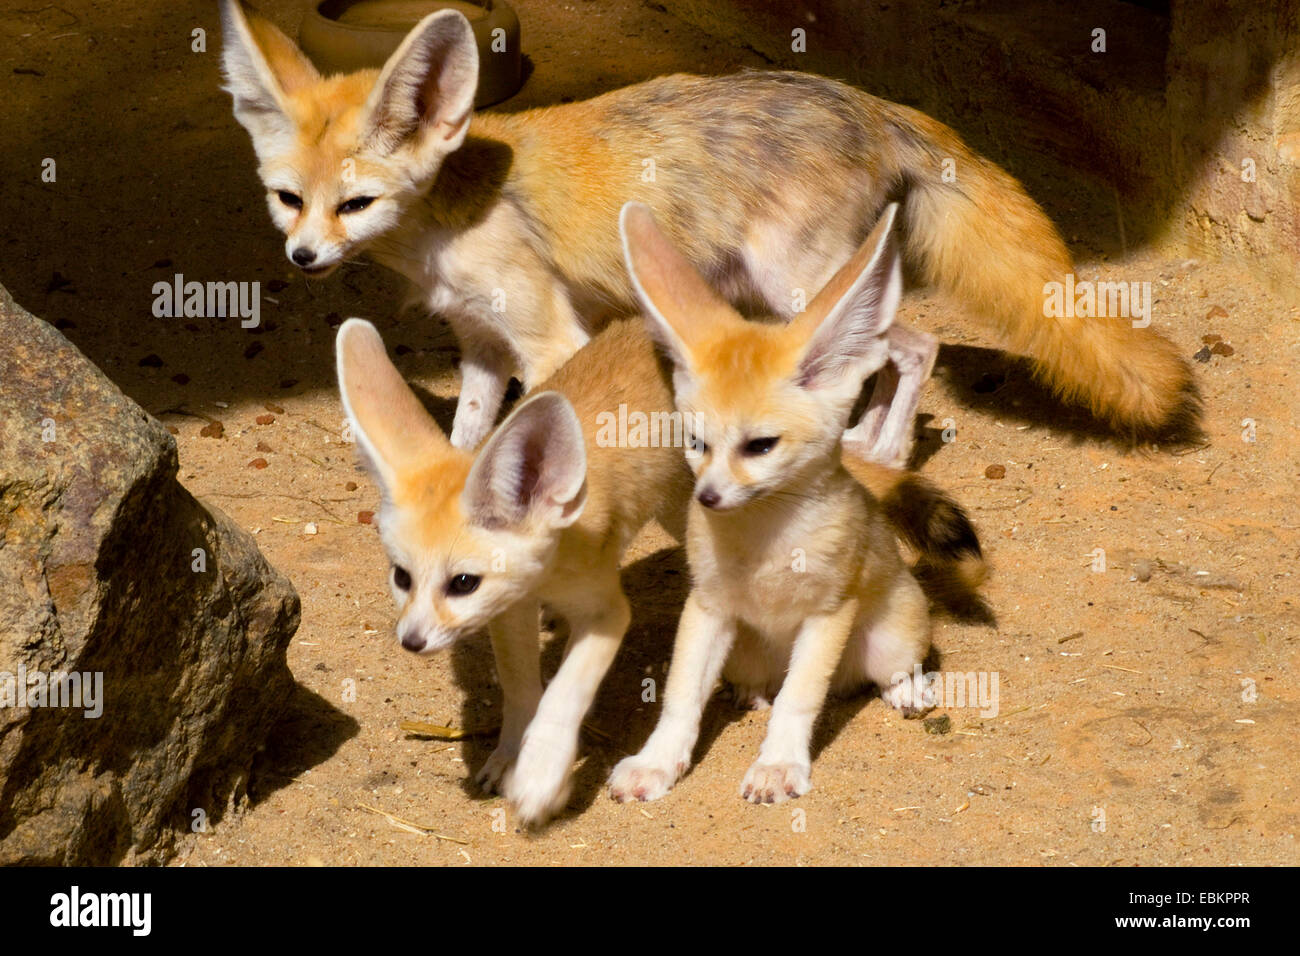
[{"xmin": 299, "ymin": 0, "xmax": 523, "ymax": 107}]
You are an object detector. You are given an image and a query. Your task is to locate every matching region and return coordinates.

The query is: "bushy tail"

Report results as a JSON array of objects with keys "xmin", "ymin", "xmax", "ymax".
[
  {"xmin": 845, "ymin": 455, "xmax": 988, "ymax": 595},
  {"xmin": 883, "ymin": 103, "xmax": 1201, "ymax": 442}
]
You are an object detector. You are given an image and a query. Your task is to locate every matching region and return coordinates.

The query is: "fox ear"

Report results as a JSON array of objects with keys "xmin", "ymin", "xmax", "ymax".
[
  {"xmin": 794, "ymin": 203, "xmax": 902, "ymax": 394},
  {"xmin": 361, "ymin": 10, "xmax": 478, "ymax": 173},
  {"xmin": 463, "ymin": 392, "xmax": 588, "ymax": 530},
  {"xmin": 620, "ymin": 202, "xmax": 731, "ymax": 374},
  {"xmin": 219, "ymin": 0, "xmax": 320, "ymax": 158},
  {"xmin": 336, "ymin": 319, "xmax": 451, "ymax": 498}
]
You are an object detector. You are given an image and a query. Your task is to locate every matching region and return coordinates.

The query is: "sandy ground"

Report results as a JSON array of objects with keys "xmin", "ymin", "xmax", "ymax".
[{"xmin": 2, "ymin": 0, "xmax": 1297, "ymax": 866}]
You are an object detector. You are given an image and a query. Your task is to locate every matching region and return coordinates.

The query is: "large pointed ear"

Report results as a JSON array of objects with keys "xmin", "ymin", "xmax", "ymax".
[
  {"xmin": 794, "ymin": 203, "xmax": 902, "ymax": 393},
  {"xmin": 360, "ymin": 10, "xmax": 478, "ymax": 175},
  {"xmin": 620, "ymin": 202, "xmax": 732, "ymax": 374},
  {"xmin": 462, "ymin": 392, "xmax": 588, "ymax": 530},
  {"xmin": 336, "ymin": 318, "xmax": 451, "ymax": 497},
  {"xmin": 219, "ymin": 0, "xmax": 320, "ymax": 159}
]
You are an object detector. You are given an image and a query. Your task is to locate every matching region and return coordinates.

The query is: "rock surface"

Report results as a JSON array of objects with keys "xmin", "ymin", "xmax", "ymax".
[{"xmin": 0, "ymin": 285, "xmax": 300, "ymax": 865}]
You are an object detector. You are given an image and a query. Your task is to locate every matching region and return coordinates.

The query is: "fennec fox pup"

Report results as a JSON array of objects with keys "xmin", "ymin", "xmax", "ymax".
[
  {"xmin": 336, "ymin": 316, "xmax": 690, "ymax": 825},
  {"xmin": 222, "ymin": 1, "xmax": 1199, "ymax": 458},
  {"xmin": 608, "ymin": 202, "xmax": 942, "ymax": 805}
]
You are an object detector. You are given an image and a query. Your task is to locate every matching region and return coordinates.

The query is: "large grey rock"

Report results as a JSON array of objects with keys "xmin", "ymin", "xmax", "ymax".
[{"xmin": 0, "ymin": 285, "xmax": 299, "ymax": 865}]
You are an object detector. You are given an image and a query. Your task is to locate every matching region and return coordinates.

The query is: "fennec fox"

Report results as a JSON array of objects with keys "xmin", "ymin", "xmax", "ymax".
[
  {"xmin": 608, "ymin": 202, "xmax": 945, "ymax": 804},
  {"xmin": 336, "ymin": 315, "xmax": 691, "ymax": 825},
  {"xmin": 336, "ymin": 308, "xmax": 981, "ymax": 823},
  {"xmin": 221, "ymin": 1, "xmax": 1199, "ymax": 458}
]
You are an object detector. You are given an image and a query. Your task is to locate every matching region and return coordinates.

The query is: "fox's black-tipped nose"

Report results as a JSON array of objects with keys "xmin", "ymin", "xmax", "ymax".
[
  {"xmin": 291, "ymin": 247, "xmax": 316, "ymax": 266},
  {"xmin": 400, "ymin": 630, "xmax": 425, "ymax": 653},
  {"xmin": 697, "ymin": 488, "xmax": 721, "ymax": 509}
]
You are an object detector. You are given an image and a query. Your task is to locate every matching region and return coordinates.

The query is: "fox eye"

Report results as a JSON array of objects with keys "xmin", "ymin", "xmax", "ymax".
[
  {"xmin": 277, "ymin": 190, "xmax": 303, "ymax": 209},
  {"xmin": 393, "ymin": 566, "xmax": 412, "ymax": 591},
  {"xmin": 743, "ymin": 436, "xmax": 780, "ymax": 456},
  {"xmin": 447, "ymin": 573, "xmax": 481, "ymax": 597},
  {"xmin": 337, "ymin": 196, "xmax": 375, "ymax": 214}
]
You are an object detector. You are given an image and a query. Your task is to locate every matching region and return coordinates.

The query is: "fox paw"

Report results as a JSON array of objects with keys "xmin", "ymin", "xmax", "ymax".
[
  {"xmin": 475, "ymin": 744, "xmax": 518, "ymax": 794},
  {"xmin": 506, "ymin": 775, "xmax": 572, "ymax": 827},
  {"xmin": 608, "ymin": 754, "xmax": 687, "ymax": 803},
  {"xmin": 727, "ymin": 683, "xmax": 773, "ymax": 710},
  {"xmin": 740, "ymin": 760, "xmax": 811, "ymax": 804},
  {"xmin": 503, "ymin": 738, "xmax": 574, "ymax": 827},
  {"xmin": 881, "ymin": 678, "xmax": 933, "ymax": 718}
]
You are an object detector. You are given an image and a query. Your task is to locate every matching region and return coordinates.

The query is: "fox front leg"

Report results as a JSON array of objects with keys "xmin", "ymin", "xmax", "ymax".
[
  {"xmin": 477, "ymin": 599, "xmax": 543, "ymax": 794},
  {"xmin": 608, "ymin": 594, "xmax": 738, "ymax": 803},
  {"xmin": 740, "ymin": 601, "xmax": 858, "ymax": 804},
  {"xmin": 842, "ymin": 323, "xmax": 938, "ymax": 468},
  {"xmin": 504, "ymin": 586, "xmax": 630, "ymax": 826},
  {"xmin": 448, "ymin": 333, "xmax": 514, "ymax": 450},
  {"xmin": 513, "ymin": 278, "xmax": 591, "ymax": 393}
]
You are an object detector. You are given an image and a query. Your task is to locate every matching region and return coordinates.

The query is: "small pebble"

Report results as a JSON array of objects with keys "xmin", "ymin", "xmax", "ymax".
[
  {"xmin": 923, "ymin": 715, "xmax": 952, "ymax": 735},
  {"xmin": 138, "ymin": 353, "xmax": 163, "ymax": 368},
  {"xmin": 248, "ymin": 457, "xmax": 268, "ymax": 469},
  {"xmin": 985, "ymin": 464, "xmax": 1006, "ymax": 479},
  {"xmin": 264, "ymin": 402, "xmax": 285, "ymax": 414},
  {"xmin": 199, "ymin": 421, "xmax": 224, "ymax": 439},
  {"xmin": 358, "ymin": 511, "xmax": 374, "ymax": 525},
  {"xmin": 255, "ymin": 414, "xmax": 275, "ymax": 425},
  {"xmin": 304, "ymin": 522, "xmax": 318, "ymax": 535},
  {"xmin": 1210, "ymin": 342, "xmax": 1234, "ymax": 356},
  {"xmin": 1193, "ymin": 346, "xmax": 1212, "ymax": 363},
  {"xmin": 171, "ymin": 373, "xmax": 190, "ymax": 385},
  {"xmin": 244, "ymin": 341, "xmax": 264, "ymax": 360},
  {"xmin": 1206, "ymin": 305, "xmax": 1228, "ymax": 320},
  {"xmin": 255, "ymin": 441, "xmax": 273, "ymax": 453},
  {"xmin": 345, "ymin": 481, "xmax": 358, "ymax": 491}
]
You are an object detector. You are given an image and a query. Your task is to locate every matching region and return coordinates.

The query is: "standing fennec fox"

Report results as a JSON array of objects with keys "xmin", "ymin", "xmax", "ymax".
[
  {"xmin": 337, "ymin": 315, "xmax": 691, "ymax": 825},
  {"xmin": 608, "ymin": 202, "xmax": 942, "ymax": 805},
  {"xmin": 221, "ymin": 1, "xmax": 1199, "ymax": 461}
]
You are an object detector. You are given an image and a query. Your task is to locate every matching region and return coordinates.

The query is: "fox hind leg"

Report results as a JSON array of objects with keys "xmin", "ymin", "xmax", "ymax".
[
  {"xmin": 843, "ymin": 323, "xmax": 939, "ymax": 468},
  {"xmin": 833, "ymin": 571, "xmax": 932, "ymax": 716},
  {"xmin": 722, "ymin": 625, "xmax": 784, "ymax": 710}
]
